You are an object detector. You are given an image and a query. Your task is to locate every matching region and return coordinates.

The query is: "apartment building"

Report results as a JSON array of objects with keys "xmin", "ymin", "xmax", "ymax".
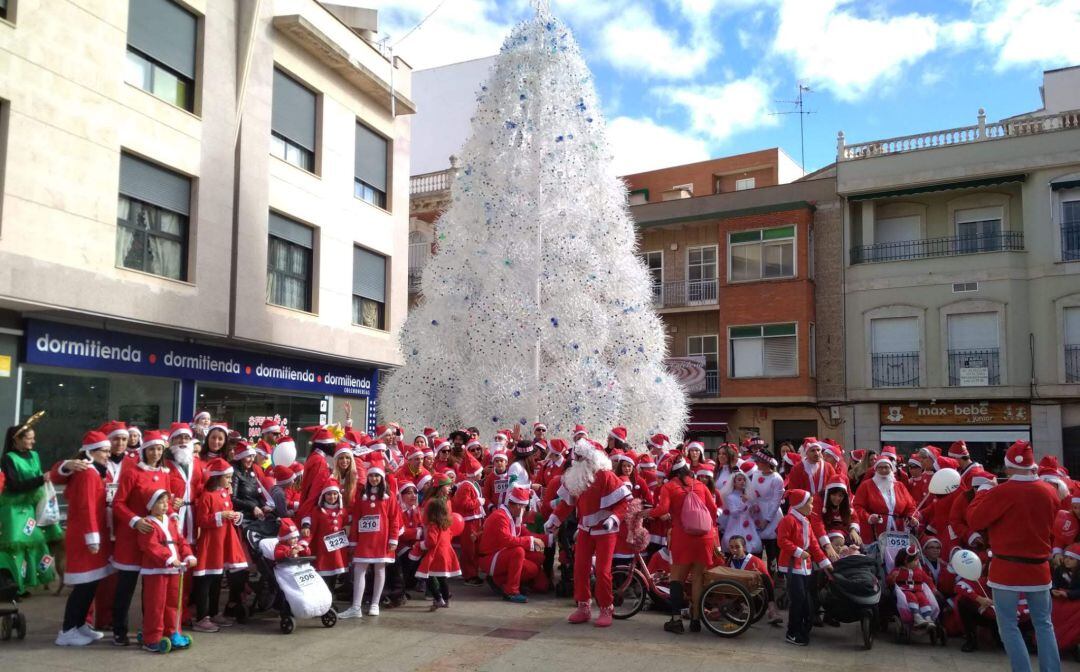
[
  {"xmin": 626, "ymin": 151, "xmax": 845, "ymax": 453},
  {"xmin": 0, "ymin": 0, "xmax": 414, "ymax": 465},
  {"xmin": 837, "ymin": 66, "xmax": 1080, "ymax": 472}
]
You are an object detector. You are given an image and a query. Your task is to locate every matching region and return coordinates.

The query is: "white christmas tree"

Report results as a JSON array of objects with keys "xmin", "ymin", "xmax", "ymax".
[{"xmin": 379, "ymin": 4, "xmax": 688, "ymax": 445}]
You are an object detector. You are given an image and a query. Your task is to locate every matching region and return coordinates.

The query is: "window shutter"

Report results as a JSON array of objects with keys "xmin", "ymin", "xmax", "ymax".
[
  {"xmin": 355, "ymin": 123, "xmax": 388, "ymax": 192},
  {"xmin": 764, "ymin": 336, "xmax": 797, "ymax": 376},
  {"xmin": 874, "ymin": 216, "xmax": 920, "ymax": 244},
  {"xmin": 948, "ymin": 312, "xmax": 999, "ymax": 350},
  {"xmin": 732, "ymin": 338, "xmax": 763, "ymax": 377},
  {"xmin": 1065, "ymin": 307, "xmax": 1080, "ymax": 345},
  {"xmin": 268, "ymin": 212, "xmax": 313, "ymax": 248},
  {"xmin": 353, "ymin": 247, "xmax": 386, "ymax": 303},
  {"xmin": 272, "ymin": 69, "xmax": 316, "ymax": 152},
  {"xmin": 871, "ymin": 317, "xmax": 919, "ymax": 353},
  {"xmin": 127, "ymin": 0, "xmax": 197, "ymax": 79},
  {"xmin": 119, "ymin": 153, "xmax": 191, "ymax": 215},
  {"xmin": 954, "ymin": 207, "xmax": 1003, "ymax": 224}
]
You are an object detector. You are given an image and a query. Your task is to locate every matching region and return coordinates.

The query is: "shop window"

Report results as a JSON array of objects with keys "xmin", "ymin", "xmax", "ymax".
[
  {"xmin": 271, "ymin": 68, "xmax": 316, "ymax": 172},
  {"xmin": 125, "ymin": 0, "xmax": 197, "ymax": 111},
  {"xmin": 355, "ymin": 122, "xmax": 388, "ymax": 209},
  {"xmin": 729, "ymin": 323, "xmax": 797, "ymax": 378},
  {"xmin": 117, "ymin": 153, "xmax": 191, "ymax": 280},
  {"xmin": 353, "ymin": 246, "xmax": 387, "ymax": 330},
  {"xmin": 197, "ymin": 384, "xmax": 326, "ymax": 457},
  {"xmin": 729, "ymin": 226, "xmax": 795, "ymax": 282},
  {"xmin": 774, "ymin": 419, "xmax": 817, "ymax": 449},
  {"xmin": 267, "ymin": 213, "xmax": 314, "ymax": 312}
]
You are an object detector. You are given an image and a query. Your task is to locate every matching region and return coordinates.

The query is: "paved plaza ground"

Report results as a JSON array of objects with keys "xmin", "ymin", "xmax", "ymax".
[{"xmin": 2, "ymin": 581, "xmax": 1032, "ymax": 671}]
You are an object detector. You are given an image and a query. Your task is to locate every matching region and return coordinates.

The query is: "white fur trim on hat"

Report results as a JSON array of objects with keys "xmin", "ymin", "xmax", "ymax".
[
  {"xmin": 81, "ymin": 439, "xmax": 110, "ymax": 454},
  {"xmin": 145, "ymin": 488, "xmax": 170, "ymax": 512},
  {"xmin": 367, "ymin": 466, "xmax": 385, "ymax": 478},
  {"xmin": 170, "ymin": 426, "xmax": 193, "ymax": 441}
]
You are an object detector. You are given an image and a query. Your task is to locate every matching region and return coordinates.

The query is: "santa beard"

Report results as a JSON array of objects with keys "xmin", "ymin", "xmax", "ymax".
[
  {"xmin": 172, "ymin": 442, "xmax": 195, "ymax": 467},
  {"xmin": 562, "ymin": 440, "xmax": 612, "ymax": 497}
]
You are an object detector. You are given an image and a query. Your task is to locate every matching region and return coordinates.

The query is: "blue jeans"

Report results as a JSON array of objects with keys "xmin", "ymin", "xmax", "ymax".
[{"xmin": 993, "ymin": 588, "xmax": 1060, "ymax": 672}]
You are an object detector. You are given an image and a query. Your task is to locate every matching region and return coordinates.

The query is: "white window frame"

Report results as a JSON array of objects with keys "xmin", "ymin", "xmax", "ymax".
[
  {"xmin": 734, "ymin": 177, "xmax": 755, "ymax": 191},
  {"xmin": 862, "ymin": 306, "xmax": 926, "ymax": 391},
  {"xmin": 727, "ymin": 225, "xmax": 797, "ymax": 283},
  {"xmin": 938, "ymin": 301, "xmax": 1007, "ymax": 387},
  {"xmin": 728, "ymin": 322, "xmax": 799, "ymax": 379},
  {"xmin": 688, "ymin": 335, "xmax": 719, "ymax": 373},
  {"xmin": 686, "ymin": 244, "xmax": 717, "ymax": 283}
]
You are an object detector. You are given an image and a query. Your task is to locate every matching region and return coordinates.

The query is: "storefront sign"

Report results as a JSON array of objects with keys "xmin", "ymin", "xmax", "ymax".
[
  {"xmin": 880, "ymin": 401, "xmax": 1030, "ymax": 426},
  {"xmin": 25, "ymin": 320, "xmax": 376, "ymax": 398}
]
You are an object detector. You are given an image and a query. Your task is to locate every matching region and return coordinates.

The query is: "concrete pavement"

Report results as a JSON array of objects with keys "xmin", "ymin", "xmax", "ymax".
[{"xmin": 2, "ymin": 582, "xmax": 1026, "ymax": 671}]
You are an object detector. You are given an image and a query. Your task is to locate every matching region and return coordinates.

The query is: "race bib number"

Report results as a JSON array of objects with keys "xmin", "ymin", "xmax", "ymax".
[
  {"xmin": 358, "ymin": 515, "xmax": 381, "ymax": 533},
  {"xmin": 105, "ymin": 483, "xmax": 119, "ymax": 505},
  {"xmin": 22, "ymin": 517, "xmax": 36, "ymax": 536},
  {"xmin": 324, "ymin": 530, "xmax": 349, "ymax": 552},
  {"xmin": 885, "ymin": 532, "xmax": 908, "ymax": 550},
  {"xmin": 293, "ymin": 567, "xmax": 318, "ymax": 588},
  {"xmin": 494, "ymin": 480, "xmax": 508, "ymax": 494}
]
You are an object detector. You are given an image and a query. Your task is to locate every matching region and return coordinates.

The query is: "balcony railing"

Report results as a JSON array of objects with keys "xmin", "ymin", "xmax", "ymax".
[
  {"xmin": 410, "ymin": 169, "xmax": 453, "ymax": 196},
  {"xmin": 705, "ymin": 371, "xmax": 719, "ymax": 395},
  {"xmin": 838, "ymin": 108, "xmax": 1080, "ymax": 161},
  {"xmin": 408, "ymin": 268, "xmax": 423, "ymax": 294},
  {"xmin": 1067, "ymin": 345, "xmax": 1080, "ymax": 383},
  {"xmin": 850, "ymin": 231, "xmax": 1024, "ymax": 264},
  {"xmin": 948, "ymin": 348, "xmax": 1001, "ymax": 386},
  {"xmin": 651, "ymin": 279, "xmax": 719, "ymax": 308},
  {"xmin": 871, "ymin": 352, "xmax": 920, "ymax": 388},
  {"xmin": 1063, "ymin": 223, "xmax": 1080, "ymax": 262}
]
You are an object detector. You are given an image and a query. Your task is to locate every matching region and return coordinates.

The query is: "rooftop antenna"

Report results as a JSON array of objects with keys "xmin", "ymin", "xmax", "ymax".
[{"xmin": 770, "ymin": 83, "xmax": 815, "ymax": 172}]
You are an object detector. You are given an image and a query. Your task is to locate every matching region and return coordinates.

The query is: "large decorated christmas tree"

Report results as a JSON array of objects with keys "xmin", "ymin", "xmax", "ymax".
[{"xmin": 380, "ymin": 4, "xmax": 688, "ymax": 445}]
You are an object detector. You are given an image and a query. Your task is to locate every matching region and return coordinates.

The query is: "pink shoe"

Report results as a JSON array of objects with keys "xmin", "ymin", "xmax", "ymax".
[
  {"xmin": 567, "ymin": 602, "xmax": 592, "ymax": 624},
  {"xmin": 211, "ymin": 614, "xmax": 235, "ymax": 627},
  {"xmin": 594, "ymin": 606, "xmax": 613, "ymax": 628}
]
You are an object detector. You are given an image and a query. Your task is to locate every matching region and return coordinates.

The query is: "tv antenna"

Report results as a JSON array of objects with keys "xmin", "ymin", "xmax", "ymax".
[{"xmin": 771, "ymin": 84, "xmax": 815, "ymax": 173}]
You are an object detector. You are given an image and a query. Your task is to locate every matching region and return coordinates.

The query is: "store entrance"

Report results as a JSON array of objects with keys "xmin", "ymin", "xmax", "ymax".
[
  {"xmin": 196, "ymin": 384, "xmax": 326, "ymax": 458},
  {"xmin": 886, "ymin": 441, "xmax": 1010, "ymax": 473}
]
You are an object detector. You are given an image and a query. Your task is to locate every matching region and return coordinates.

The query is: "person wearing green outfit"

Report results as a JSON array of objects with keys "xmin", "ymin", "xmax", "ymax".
[{"xmin": 0, "ymin": 422, "xmax": 61, "ymax": 594}]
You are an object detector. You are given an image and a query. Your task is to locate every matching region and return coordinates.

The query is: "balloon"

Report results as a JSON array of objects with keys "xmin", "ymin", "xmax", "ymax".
[
  {"xmin": 272, "ymin": 441, "xmax": 297, "ymax": 467},
  {"xmin": 449, "ymin": 512, "xmax": 465, "ymax": 537},
  {"xmin": 929, "ymin": 467, "xmax": 961, "ymax": 495},
  {"xmin": 950, "ymin": 549, "xmax": 982, "ymax": 581}
]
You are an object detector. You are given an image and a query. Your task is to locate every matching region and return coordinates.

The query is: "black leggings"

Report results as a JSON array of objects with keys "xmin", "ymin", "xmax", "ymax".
[
  {"xmin": 63, "ymin": 581, "xmax": 100, "ymax": 631},
  {"xmin": 112, "ymin": 569, "xmax": 140, "ymax": 637},
  {"xmin": 427, "ymin": 577, "xmax": 451, "ymax": 602},
  {"xmin": 193, "ymin": 575, "xmax": 223, "ymax": 620}
]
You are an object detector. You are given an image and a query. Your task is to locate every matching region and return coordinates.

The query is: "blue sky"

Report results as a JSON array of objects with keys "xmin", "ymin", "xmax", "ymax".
[{"xmin": 358, "ymin": 0, "xmax": 1080, "ymax": 175}]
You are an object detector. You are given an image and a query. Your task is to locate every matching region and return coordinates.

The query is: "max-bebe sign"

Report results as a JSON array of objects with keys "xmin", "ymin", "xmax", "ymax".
[
  {"xmin": 880, "ymin": 401, "xmax": 1030, "ymax": 426},
  {"xmin": 25, "ymin": 320, "xmax": 375, "ymax": 398}
]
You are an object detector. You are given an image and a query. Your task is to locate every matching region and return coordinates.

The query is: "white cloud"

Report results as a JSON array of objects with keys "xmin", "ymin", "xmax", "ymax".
[
  {"xmin": 606, "ymin": 117, "xmax": 712, "ymax": 175},
  {"xmin": 598, "ymin": 5, "xmax": 717, "ymax": 79},
  {"xmin": 975, "ymin": 0, "xmax": 1080, "ymax": 69},
  {"xmin": 656, "ymin": 76, "xmax": 778, "ymax": 143},
  {"xmin": 771, "ymin": 0, "xmax": 959, "ymax": 101}
]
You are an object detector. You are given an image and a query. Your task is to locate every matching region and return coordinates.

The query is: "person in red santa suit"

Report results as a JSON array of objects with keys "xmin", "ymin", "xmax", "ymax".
[
  {"xmin": 1051, "ymin": 543, "xmax": 1080, "ymax": 656},
  {"xmin": 536, "ymin": 438, "xmax": 569, "ymax": 499},
  {"xmin": 810, "ymin": 477, "xmax": 857, "ymax": 563},
  {"xmin": 386, "ymin": 482, "xmax": 423, "ymax": 604},
  {"xmin": 785, "ymin": 439, "xmax": 836, "ymax": 498},
  {"xmin": 395, "ymin": 446, "xmax": 433, "ymax": 499},
  {"xmin": 887, "ymin": 545, "xmax": 938, "ymax": 629},
  {"xmin": 545, "ymin": 439, "xmax": 632, "ymax": 628},
  {"xmin": 191, "ymin": 458, "xmax": 248, "ymax": 632},
  {"xmin": 483, "ymin": 449, "xmax": 511, "ymax": 512},
  {"xmin": 906, "ymin": 456, "xmax": 932, "ymax": 510},
  {"xmin": 339, "ymin": 459, "xmax": 401, "ymax": 619},
  {"xmin": 137, "ymin": 488, "xmax": 196, "ymax": 653},
  {"xmin": 1052, "ymin": 495, "xmax": 1080, "ymax": 564},
  {"xmin": 948, "ymin": 467, "xmax": 996, "ymax": 552},
  {"xmin": 852, "ymin": 457, "xmax": 918, "ymax": 541},
  {"xmin": 451, "ymin": 465, "xmax": 486, "ymax": 586},
  {"xmin": 297, "ymin": 426, "xmax": 337, "ymax": 532},
  {"xmin": 414, "ymin": 497, "xmax": 462, "ymax": 609},
  {"xmin": 612, "ymin": 451, "xmax": 653, "ymax": 564},
  {"xmin": 948, "ymin": 440, "xmax": 978, "ymax": 476},
  {"xmin": 107, "ymin": 430, "xmax": 170, "ymax": 644},
  {"xmin": 272, "ymin": 518, "xmax": 310, "ymax": 560},
  {"xmin": 645, "ymin": 457, "xmax": 720, "ymax": 635},
  {"xmin": 165, "ymin": 423, "xmax": 204, "ymax": 550},
  {"xmin": 55, "ymin": 432, "xmax": 115, "ymax": 647},
  {"xmin": 480, "ymin": 486, "xmax": 547, "ymax": 603},
  {"xmin": 822, "ymin": 441, "xmax": 848, "ymax": 483},
  {"xmin": 966, "ymin": 440, "xmax": 1061, "ymax": 672},
  {"xmin": 777, "ymin": 489, "xmax": 832, "ymax": 647}
]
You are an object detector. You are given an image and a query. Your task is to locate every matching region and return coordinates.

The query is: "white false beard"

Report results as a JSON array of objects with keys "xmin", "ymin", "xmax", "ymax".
[
  {"xmin": 563, "ymin": 440, "xmax": 612, "ymax": 497},
  {"xmin": 173, "ymin": 443, "xmax": 194, "ymax": 467}
]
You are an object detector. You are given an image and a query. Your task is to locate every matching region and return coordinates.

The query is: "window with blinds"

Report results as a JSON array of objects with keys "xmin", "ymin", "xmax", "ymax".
[
  {"xmin": 353, "ymin": 246, "xmax": 387, "ymax": 330},
  {"xmin": 267, "ymin": 213, "xmax": 313, "ymax": 312},
  {"xmin": 355, "ymin": 122, "xmax": 388, "ymax": 209},
  {"xmin": 271, "ymin": 68, "xmax": 316, "ymax": 171},
  {"xmin": 729, "ymin": 323, "xmax": 797, "ymax": 378},
  {"xmin": 116, "ymin": 153, "xmax": 190, "ymax": 280},
  {"xmin": 729, "ymin": 226, "xmax": 795, "ymax": 282},
  {"xmin": 124, "ymin": 0, "xmax": 197, "ymax": 110}
]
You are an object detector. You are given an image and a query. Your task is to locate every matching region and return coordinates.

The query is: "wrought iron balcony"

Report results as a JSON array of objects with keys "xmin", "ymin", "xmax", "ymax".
[
  {"xmin": 871, "ymin": 352, "xmax": 920, "ymax": 388},
  {"xmin": 651, "ymin": 279, "xmax": 719, "ymax": 308},
  {"xmin": 1063, "ymin": 223, "xmax": 1080, "ymax": 262},
  {"xmin": 948, "ymin": 348, "xmax": 1001, "ymax": 386},
  {"xmin": 1067, "ymin": 345, "xmax": 1080, "ymax": 383},
  {"xmin": 850, "ymin": 231, "xmax": 1024, "ymax": 264},
  {"xmin": 705, "ymin": 370, "xmax": 719, "ymax": 395}
]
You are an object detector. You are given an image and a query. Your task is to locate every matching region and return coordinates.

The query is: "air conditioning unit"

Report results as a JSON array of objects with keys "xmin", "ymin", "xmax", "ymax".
[{"xmin": 952, "ymin": 282, "xmax": 978, "ymax": 293}]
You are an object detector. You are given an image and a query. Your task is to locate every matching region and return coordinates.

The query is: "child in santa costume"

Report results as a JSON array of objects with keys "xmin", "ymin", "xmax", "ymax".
[
  {"xmin": 415, "ymin": 497, "xmax": 462, "ymax": 609},
  {"xmin": 386, "ymin": 482, "xmax": 423, "ymax": 604},
  {"xmin": 192, "ymin": 458, "xmax": 247, "ymax": 633},
  {"xmin": 137, "ymin": 488, "xmax": 196, "ymax": 653},
  {"xmin": 451, "ymin": 467, "xmax": 485, "ymax": 586},
  {"xmin": 1051, "ymin": 543, "xmax": 1080, "ymax": 655},
  {"xmin": 339, "ymin": 461, "xmax": 401, "ymax": 619},
  {"xmin": 612, "ymin": 451, "xmax": 653, "ymax": 564},
  {"xmin": 1052, "ymin": 495, "xmax": 1080, "ymax": 562},
  {"xmin": 270, "ymin": 464, "xmax": 300, "ymax": 518},
  {"xmin": 55, "ymin": 431, "xmax": 115, "ymax": 647},
  {"xmin": 777, "ymin": 489, "xmax": 832, "ymax": 646},
  {"xmin": 727, "ymin": 535, "xmax": 782, "ymax": 626},
  {"xmin": 273, "ymin": 518, "xmax": 309, "ymax": 560},
  {"xmin": 482, "ymin": 450, "xmax": 511, "ymax": 513},
  {"xmin": 888, "ymin": 545, "xmax": 937, "ymax": 629},
  {"xmin": 309, "ymin": 478, "xmax": 350, "ymax": 585}
]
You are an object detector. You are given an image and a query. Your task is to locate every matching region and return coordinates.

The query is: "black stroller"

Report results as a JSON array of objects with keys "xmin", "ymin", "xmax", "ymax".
[
  {"xmin": 817, "ymin": 555, "xmax": 883, "ymax": 650},
  {"xmin": 243, "ymin": 520, "xmax": 337, "ymax": 634},
  {"xmin": 0, "ymin": 569, "xmax": 26, "ymax": 641}
]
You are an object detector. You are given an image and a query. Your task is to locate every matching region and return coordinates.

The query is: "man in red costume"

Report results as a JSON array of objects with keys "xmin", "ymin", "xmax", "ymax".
[{"xmin": 479, "ymin": 486, "xmax": 546, "ymax": 603}]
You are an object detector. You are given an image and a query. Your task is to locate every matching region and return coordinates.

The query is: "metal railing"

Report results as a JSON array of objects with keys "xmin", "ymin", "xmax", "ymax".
[
  {"xmin": 409, "ymin": 240, "xmax": 432, "ymax": 271},
  {"xmin": 705, "ymin": 371, "xmax": 719, "ymax": 395},
  {"xmin": 871, "ymin": 352, "xmax": 920, "ymax": 388},
  {"xmin": 651, "ymin": 279, "xmax": 719, "ymax": 308},
  {"xmin": 1067, "ymin": 345, "xmax": 1080, "ymax": 383},
  {"xmin": 409, "ymin": 169, "xmax": 453, "ymax": 196},
  {"xmin": 948, "ymin": 348, "xmax": 1001, "ymax": 386},
  {"xmin": 850, "ymin": 231, "xmax": 1024, "ymax": 264},
  {"xmin": 838, "ymin": 108, "xmax": 1080, "ymax": 161},
  {"xmin": 1063, "ymin": 223, "xmax": 1080, "ymax": 262}
]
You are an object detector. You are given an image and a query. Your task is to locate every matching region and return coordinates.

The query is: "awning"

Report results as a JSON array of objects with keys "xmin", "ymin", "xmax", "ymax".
[
  {"xmin": 849, "ymin": 174, "xmax": 1026, "ymax": 202},
  {"xmin": 879, "ymin": 425, "xmax": 1030, "ymax": 443},
  {"xmin": 687, "ymin": 407, "xmax": 733, "ymax": 433}
]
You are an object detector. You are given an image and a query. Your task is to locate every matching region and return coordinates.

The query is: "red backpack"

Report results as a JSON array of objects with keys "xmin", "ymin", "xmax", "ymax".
[{"xmin": 680, "ymin": 483, "xmax": 711, "ymax": 536}]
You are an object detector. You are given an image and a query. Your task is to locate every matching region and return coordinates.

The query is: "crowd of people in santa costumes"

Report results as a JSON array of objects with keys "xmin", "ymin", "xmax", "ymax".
[{"xmin": 7, "ymin": 408, "xmax": 1080, "ymax": 667}]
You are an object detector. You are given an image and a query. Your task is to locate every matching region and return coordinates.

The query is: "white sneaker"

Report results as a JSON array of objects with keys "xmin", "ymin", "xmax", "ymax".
[
  {"xmin": 368, "ymin": 604, "xmax": 380, "ymax": 616},
  {"xmin": 77, "ymin": 624, "xmax": 104, "ymax": 641},
  {"xmin": 55, "ymin": 628, "xmax": 93, "ymax": 647},
  {"xmin": 337, "ymin": 606, "xmax": 363, "ymax": 619}
]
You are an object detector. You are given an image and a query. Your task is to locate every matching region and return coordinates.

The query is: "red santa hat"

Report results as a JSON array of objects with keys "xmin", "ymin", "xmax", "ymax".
[
  {"xmin": 1064, "ymin": 543, "xmax": 1080, "ymax": 562},
  {"xmin": 366, "ymin": 456, "xmax": 387, "ymax": 478},
  {"xmin": 822, "ymin": 443, "xmax": 843, "ymax": 462},
  {"xmin": 99, "ymin": 420, "xmax": 129, "ymax": 440},
  {"xmin": 937, "ymin": 456, "xmax": 960, "ymax": 471},
  {"xmin": 612, "ymin": 450, "xmax": 637, "ymax": 466},
  {"xmin": 144, "ymin": 488, "xmax": 170, "ymax": 512},
  {"xmin": 851, "ymin": 449, "xmax": 866, "ymax": 463},
  {"xmin": 333, "ymin": 443, "xmax": 353, "ymax": 460},
  {"xmin": 738, "ymin": 461, "xmax": 755, "ymax": 475},
  {"xmin": 800, "ymin": 436, "xmax": 821, "ymax": 452},
  {"xmin": 609, "ymin": 426, "xmax": 628, "ymax": 443},
  {"xmin": 647, "ymin": 433, "xmax": 669, "ymax": 451},
  {"xmin": 467, "ymin": 439, "xmax": 483, "ymax": 451},
  {"xmin": 493, "ymin": 431, "xmax": 509, "ymax": 444},
  {"xmin": 491, "ymin": 449, "xmax": 509, "ymax": 463},
  {"xmin": 1006, "ymin": 441, "xmax": 1037, "ymax": 470},
  {"xmin": 320, "ymin": 478, "xmax": 342, "ymax": 500},
  {"xmin": 406, "ymin": 445, "xmax": 424, "ymax": 461},
  {"xmin": 168, "ymin": 422, "xmax": 193, "ymax": 441},
  {"xmin": 880, "ymin": 445, "xmax": 898, "ymax": 462},
  {"xmin": 140, "ymin": 430, "xmax": 167, "ymax": 450},
  {"xmin": 302, "ymin": 426, "xmax": 336, "ymax": 446},
  {"xmin": 272, "ymin": 464, "xmax": 296, "ymax": 484},
  {"xmin": 192, "ymin": 410, "xmax": 211, "ymax": 424},
  {"xmin": 506, "ymin": 486, "xmax": 532, "ymax": 505},
  {"xmin": 636, "ymin": 453, "xmax": 657, "ymax": 470},
  {"xmin": 277, "ymin": 518, "xmax": 300, "ymax": 541},
  {"xmin": 873, "ymin": 456, "xmax": 895, "ymax": 471},
  {"xmin": 695, "ymin": 462, "xmax": 715, "ymax": 479},
  {"xmin": 291, "ymin": 462, "xmax": 305, "ymax": 476},
  {"xmin": 254, "ymin": 439, "xmax": 273, "ymax": 458},
  {"xmin": 824, "ymin": 475, "xmax": 848, "ymax": 493},
  {"xmin": 907, "ymin": 455, "xmax": 922, "ymax": 468},
  {"xmin": 921, "ymin": 535, "xmax": 941, "ymax": 549},
  {"xmin": 547, "ymin": 438, "xmax": 569, "ymax": 456},
  {"xmin": 827, "ymin": 531, "xmax": 846, "ymax": 542},
  {"xmin": 686, "ymin": 441, "xmax": 705, "ymax": 455},
  {"xmin": 374, "ymin": 425, "xmax": 394, "ymax": 441},
  {"xmin": 206, "ymin": 422, "xmax": 229, "ymax": 437},
  {"xmin": 423, "ymin": 427, "xmax": 439, "ymax": 439},
  {"xmin": 786, "ymin": 489, "xmax": 811, "ymax": 509},
  {"xmin": 572, "ymin": 424, "xmax": 589, "ymax": 439},
  {"xmin": 669, "ymin": 457, "xmax": 689, "ymax": 475},
  {"xmin": 276, "ymin": 435, "xmax": 296, "ymax": 452},
  {"xmin": 783, "ymin": 451, "xmax": 802, "ymax": 468},
  {"xmin": 205, "ymin": 458, "xmax": 233, "ymax": 477},
  {"xmin": 435, "ymin": 439, "xmax": 452, "ymax": 453},
  {"xmin": 233, "ymin": 440, "xmax": 257, "ymax": 460},
  {"xmin": 80, "ymin": 430, "xmax": 110, "ymax": 454},
  {"xmin": 948, "ymin": 440, "xmax": 969, "ymax": 459},
  {"xmin": 533, "ymin": 422, "xmax": 547, "ymax": 432},
  {"xmin": 398, "ymin": 481, "xmax": 417, "ymax": 496},
  {"xmin": 260, "ymin": 418, "xmax": 282, "ymax": 435}
]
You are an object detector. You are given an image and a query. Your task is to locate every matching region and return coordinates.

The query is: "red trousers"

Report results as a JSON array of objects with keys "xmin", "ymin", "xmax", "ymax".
[
  {"xmin": 141, "ymin": 573, "xmax": 180, "ymax": 644},
  {"xmin": 459, "ymin": 519, "xmax": 482, "ymax": 579},
  {"xmin": 574, "ymin": 531, "xmax": 616, "ymax": 608},
  {"xmin": 481, "ymin": 546, "xmax": 548, "ymax": 596},
  {"xmin": 900, "ymin": 587, "xmax": 932, "ymax": 612}
]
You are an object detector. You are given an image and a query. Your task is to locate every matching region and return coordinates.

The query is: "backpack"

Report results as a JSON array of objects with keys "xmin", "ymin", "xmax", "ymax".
[{"xmin": 680, "ymin": 483, "xmax": 711, "ymax": 536}]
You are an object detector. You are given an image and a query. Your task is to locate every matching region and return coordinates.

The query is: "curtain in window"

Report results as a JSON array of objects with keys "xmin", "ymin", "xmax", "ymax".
[{"xmin": 267, "ymin": 238, "xmax": 308, "ymax": 310}]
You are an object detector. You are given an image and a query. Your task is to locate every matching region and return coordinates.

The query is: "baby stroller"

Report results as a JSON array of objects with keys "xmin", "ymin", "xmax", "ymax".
[
  {"xmin": 866, "ymin": 531, "xmax": 947, "ymax": 646},
  {"xmin": 817, "ymin": 555, "xmax": 882, "ymax": 650},
  {"xmin": 0, "ymin": 569, "xmax": 27, "ymax": 641},
  {"xmin": 246, "ymin": 525, "xmax": 337, "ymax": 634}
]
